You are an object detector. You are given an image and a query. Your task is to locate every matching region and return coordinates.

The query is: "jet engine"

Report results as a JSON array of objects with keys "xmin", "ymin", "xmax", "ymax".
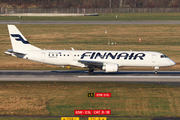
[{"xmin": 102, "ymin": 63, "xmax": 119, "ymax": 72}]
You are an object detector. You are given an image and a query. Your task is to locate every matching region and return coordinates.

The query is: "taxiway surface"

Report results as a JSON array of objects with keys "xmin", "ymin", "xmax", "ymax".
[
  {"xmin": 0, "ymin": 70, "xmax": 180, "ymax": 87},
  {"xmin": 1, "ymin": 21, "xmax": 180, "ymax": 24}
]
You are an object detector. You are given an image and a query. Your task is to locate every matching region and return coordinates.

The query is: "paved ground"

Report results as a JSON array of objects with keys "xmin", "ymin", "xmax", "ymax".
[
  {"xmin": 0, "ymin": 70, "xmax": 180, "ymax": 87},
  {"xmin": 0, "ymin": 13, "xmax": 98, "ymax": 17},
  {"xmin": 1, "ymin": 21, "xmax": 180, "ymax": 24}
]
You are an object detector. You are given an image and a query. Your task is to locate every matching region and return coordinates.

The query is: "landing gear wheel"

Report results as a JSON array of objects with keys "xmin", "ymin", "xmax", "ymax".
[
  {"xmin": 154, "ymin": 67, "xmax": 159, "ymax": 75},
  {"xmin": 88, "ymin": 68, "xmax": 94, "ymax": 75}
]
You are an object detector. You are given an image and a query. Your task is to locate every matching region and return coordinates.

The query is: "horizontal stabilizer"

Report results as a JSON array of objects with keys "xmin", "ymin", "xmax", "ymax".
[{"xmin": 5, "ymin": 49, "xmax": 27, "ymax": 55}]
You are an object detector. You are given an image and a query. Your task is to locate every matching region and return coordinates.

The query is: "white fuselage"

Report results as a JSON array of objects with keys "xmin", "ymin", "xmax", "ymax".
[
  {"xmin": 6, "ymin": 25, "xmax": 176, "ymax": 73},
  {"xmin": 18, "ymin": 50, "xmax": 175, "ymax": 68}
]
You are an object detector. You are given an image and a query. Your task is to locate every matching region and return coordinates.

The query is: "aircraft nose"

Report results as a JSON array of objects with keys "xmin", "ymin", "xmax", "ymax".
[{"xmin": 168, "ymin": 59, "xmax": 176, "ymax": 66}]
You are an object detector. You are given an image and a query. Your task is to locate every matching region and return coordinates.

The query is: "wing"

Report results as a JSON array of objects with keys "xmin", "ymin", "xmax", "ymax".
[
  {"xmin": 78, "ymin": 60, "xmax": 104, "ymax": 68},
  {"xmin": 78, "ymin": 60, "xmax": 120, "ymax": 72}
]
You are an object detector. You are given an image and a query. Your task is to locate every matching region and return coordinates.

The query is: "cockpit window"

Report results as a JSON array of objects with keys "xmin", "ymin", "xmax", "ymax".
[{"xmin": 160, "ymin": 55, "xmax": 168, "ymax": 58}]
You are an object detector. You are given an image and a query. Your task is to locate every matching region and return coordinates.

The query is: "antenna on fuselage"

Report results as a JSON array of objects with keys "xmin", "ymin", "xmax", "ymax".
[{"xmin": 71, "ymin": 47, "xmax": 75, "ymax": 50}]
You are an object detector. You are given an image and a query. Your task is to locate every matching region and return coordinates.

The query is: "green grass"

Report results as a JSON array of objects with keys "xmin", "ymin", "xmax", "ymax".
[
  {"xmin": 0, "ymin": 82, "xmax": 179, "ymax": 118},
  {"xmin": 1, "ymin": 13, "xmax": 180, "ymax": 21}
]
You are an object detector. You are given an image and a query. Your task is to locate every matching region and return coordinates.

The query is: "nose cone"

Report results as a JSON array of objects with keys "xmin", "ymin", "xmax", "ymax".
[{"xmin": 168, "ymin": 59, "xmax": 176, "ymax": 66}]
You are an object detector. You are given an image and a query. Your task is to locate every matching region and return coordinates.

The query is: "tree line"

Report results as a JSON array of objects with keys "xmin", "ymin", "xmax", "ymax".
[{"xmin": 0, "ymin": 0, "xmax": 180, "ymax": 8}]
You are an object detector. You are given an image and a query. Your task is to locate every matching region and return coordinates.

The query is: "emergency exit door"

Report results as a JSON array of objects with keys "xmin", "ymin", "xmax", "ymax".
[
  {"xmin": 41, "ymin": 52, "xmax": 46, "ymax": 61},
  {"xmin": 152, "ymin": 54, "xmax": 156, "ymax": 63}
]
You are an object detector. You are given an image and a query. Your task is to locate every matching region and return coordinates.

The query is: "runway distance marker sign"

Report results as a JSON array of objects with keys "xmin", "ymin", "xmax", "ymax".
[
  {"xmin": 61, "ymin": 117, "xmax": 79, "ymax": 120},
  {"xmin": 88, "ymin": 117, "xmax": 107, "ymax": 120},
  {"xmin": 88, "ymin": 93, "xmax": 94, "ymax": 97}
]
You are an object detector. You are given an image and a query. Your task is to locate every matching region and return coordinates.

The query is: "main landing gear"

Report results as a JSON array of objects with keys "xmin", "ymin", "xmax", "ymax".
[{"xmin": 88, "ymin": 67, "xmax": 94, "ymax": 75}]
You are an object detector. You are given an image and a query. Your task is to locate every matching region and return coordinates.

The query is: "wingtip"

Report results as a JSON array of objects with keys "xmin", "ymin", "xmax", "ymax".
[{"xmin": 7, "ymin": 25, "xmax": 15, "ymax": 27}]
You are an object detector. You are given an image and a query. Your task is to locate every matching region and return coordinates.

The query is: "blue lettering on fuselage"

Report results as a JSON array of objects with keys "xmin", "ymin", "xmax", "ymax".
[
  {"xmin": 90, "ymin": 52, "xmax": 96, "ymax": 59},
  {"xmin": 81, "ymin": 52, "xmax": 145, "ymax": 60},
  {"xmin": 106, "ymin": 53, "xmax": 118, "ymax": 59},
  {"xmin": 117, "ymin": 53, "xmax": 129, "ymax": 59},
  {"xmin": 133, "ymin": 53, "xmax": 145, "ymax": 60},
  {"xmin": 95, "ymin": 52, "xmax": 107, "ymax": 59}
]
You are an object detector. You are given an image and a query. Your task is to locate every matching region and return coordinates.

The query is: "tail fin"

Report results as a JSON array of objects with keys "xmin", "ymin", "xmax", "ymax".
[{"xmin": 7, "ymin": 25, "xmax": 41, "ymax": 52}]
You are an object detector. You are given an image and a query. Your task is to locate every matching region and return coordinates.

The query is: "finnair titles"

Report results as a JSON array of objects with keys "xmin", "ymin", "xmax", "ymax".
[
  {"xmin": 81, "ymin": 52, "xmax": 145, "ymax": 60},
  {"xmin": 5, "ymin": 25, "xmax": 176, "ymax": 74}
]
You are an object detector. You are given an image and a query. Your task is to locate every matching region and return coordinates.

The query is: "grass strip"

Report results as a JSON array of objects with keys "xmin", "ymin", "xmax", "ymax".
[{"xmin": 0, "ymin": 82, "xmax": 179, "ymax": 117}]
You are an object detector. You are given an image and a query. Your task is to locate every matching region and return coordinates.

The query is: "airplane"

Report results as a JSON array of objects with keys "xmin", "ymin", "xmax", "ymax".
[{"xmin": 5, "ymin": 25, "xmax": 176, "ymax": 74}]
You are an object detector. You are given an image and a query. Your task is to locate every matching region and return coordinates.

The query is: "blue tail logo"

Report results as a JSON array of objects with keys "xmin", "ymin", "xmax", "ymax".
[{"xmin": 11, "ymin": 34, "xmax": 30, "ymax": 44}]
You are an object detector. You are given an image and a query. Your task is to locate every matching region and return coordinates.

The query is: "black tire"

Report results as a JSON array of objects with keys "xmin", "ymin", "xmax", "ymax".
[{"xmin": 88, "ymin": 68, "xmax": 94, "ymax": 75}]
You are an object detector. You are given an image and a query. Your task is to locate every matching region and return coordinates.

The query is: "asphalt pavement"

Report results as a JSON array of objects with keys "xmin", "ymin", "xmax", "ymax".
[{"xmin": 1, "ymin": 21, "xmax": 180, "ymax": 24}]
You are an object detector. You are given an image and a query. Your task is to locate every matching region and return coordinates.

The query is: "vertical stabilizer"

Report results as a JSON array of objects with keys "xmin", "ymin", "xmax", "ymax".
[{"xmin": 7, "ymin": 25, "xmax": 41, "ymax": 52}]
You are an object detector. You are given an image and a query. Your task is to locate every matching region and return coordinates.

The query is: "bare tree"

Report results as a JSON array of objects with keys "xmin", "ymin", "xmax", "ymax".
[
  {"xmin": 119, "ymin": 0, "xmax": 122, "ymax": 7},
  {"xmin": 109, "ymin": 0, "xmax": 111, "ymax": 7},
  {"xmin": 0, "ymin": 0, "xmax": 180, "ymax": 8}
]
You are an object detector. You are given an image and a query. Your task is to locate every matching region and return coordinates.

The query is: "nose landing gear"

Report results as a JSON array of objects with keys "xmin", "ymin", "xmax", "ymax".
[{"xmin": 154, "ymin": 67, "xmax": 159, "ymax": 74}]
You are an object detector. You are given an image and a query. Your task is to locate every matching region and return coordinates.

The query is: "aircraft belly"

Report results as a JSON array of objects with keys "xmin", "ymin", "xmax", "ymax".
[
  {"xmin": 45, "ymin": 57, "xmax": 71, "ymax": 65},
  {"xmin": 119, "ymin": 59, "xmax": 153, "ymax": 67}
]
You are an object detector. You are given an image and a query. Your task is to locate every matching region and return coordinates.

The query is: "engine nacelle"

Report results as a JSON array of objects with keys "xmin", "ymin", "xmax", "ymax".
[{"xmin": 102, "ymin": 63, "xmax": 119, "ymax": 72}]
